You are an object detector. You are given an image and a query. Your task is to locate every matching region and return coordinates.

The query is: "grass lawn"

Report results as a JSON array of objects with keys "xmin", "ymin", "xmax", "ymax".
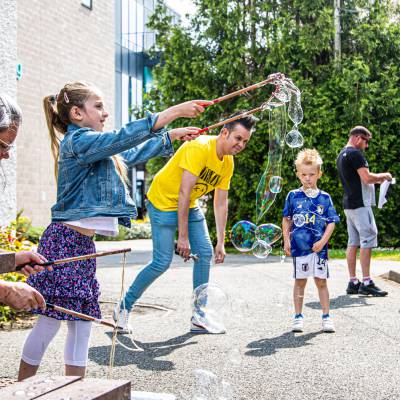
[
  {"xmin": 226, "ymin": 246, "xmax": 400, "ymax": 261},
  {"xmin": 329, "ymin": 248, "xmax": 400, "ymax": 261}
]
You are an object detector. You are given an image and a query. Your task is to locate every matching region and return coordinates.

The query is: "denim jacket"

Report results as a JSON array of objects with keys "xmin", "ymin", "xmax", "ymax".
[{"xmin": 51, "ymin": 112, "xmax": 174, "ymax": 226}]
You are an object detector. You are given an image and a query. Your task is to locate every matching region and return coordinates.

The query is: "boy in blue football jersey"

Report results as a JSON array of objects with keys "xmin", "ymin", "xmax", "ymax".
[{"xmin": 282, "ymin": 149, "xmax": 339, "ymax": 333}]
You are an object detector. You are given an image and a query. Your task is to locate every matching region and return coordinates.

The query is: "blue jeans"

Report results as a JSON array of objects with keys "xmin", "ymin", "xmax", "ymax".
[{"xmin": 122, "ymin": 201, "xmax": 213, "ymax": 311}]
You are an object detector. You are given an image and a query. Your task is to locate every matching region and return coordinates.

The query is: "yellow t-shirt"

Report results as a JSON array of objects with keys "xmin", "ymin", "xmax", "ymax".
[{"xmin": 147, "ymin": 135, "xmax": 234, "ymax": 211}]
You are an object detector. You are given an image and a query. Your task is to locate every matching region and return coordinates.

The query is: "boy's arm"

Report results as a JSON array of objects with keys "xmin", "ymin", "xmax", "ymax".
[
  {"xmin": 282, "ymin": 217, "xmax": 292, "ymax": 256},
  {"xmin": 312, "ymin": 222, "xmax": 335, "ymax": 253}
]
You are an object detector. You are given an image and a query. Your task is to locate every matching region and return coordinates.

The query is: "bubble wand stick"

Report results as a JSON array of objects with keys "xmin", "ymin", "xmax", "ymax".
[
  {"xmin": 197, "ymin": 94, "xmax": 275, "ymax": 134},
  {"xmin": 203, "ymin": 73, "xmax": 285, "ymax": 107}
]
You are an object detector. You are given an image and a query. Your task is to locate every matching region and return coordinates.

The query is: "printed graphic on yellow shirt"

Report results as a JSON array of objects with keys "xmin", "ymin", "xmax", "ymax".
[
  {"xmin": 147, "ymin": 136, "xmax": 234, "ymax": 211},
  {"xmin": 198, "ymin": 166, "xmax": 223, "ymax": 186},
  {"xmin": 193, "ymin": 182, "xmax": 209, "ymax": 197}
]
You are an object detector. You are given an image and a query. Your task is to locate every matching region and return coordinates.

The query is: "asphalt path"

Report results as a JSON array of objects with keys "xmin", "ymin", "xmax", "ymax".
[{"xmin": 0, "ymin": 239, "xmax": 399, "ymax": 399}]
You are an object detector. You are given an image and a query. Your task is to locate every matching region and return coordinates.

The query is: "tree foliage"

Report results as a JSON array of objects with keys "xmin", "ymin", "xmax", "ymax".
[{"xmin": 144, "ymin": 0, "xmax": 400, "ymax": 248}]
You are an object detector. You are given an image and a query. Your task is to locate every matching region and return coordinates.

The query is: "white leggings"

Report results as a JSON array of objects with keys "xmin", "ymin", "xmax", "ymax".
[{"xmin": 21, "ymin": 315, "xmax": 92, "ymax": 367}]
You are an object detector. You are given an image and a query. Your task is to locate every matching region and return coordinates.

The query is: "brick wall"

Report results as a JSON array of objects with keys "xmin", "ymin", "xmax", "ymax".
[
  {"xmin": 16, "ymin": 0, "xmax": 115, "ymax": 226},
  {"xmin": 0, "ymin": 0, "xmax": 18, "ymax": 226}
]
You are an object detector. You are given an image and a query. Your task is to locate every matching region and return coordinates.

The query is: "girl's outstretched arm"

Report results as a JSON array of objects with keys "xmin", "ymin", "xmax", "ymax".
[{"xmin": 153, "ymin": 100, "xmax": 213, "ymax": 131}]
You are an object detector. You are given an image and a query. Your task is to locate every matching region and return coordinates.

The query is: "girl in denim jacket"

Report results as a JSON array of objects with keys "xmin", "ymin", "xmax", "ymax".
[{"xmin": 18, "ymin": 81, "xmax": 211, "ymax": 380}]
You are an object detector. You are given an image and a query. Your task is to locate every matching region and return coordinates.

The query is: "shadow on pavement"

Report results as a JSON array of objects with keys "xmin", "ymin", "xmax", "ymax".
[
  {"xmin": 245, "ymin": 331, "xmax": 322, "ymax": 357},
  {"xmin": 305, "ymin": 295, "xmax": 372, "ymax": 310},
  {"xmin": 89, "ymin": 332, "xmax": 197, "ymax": 371}
]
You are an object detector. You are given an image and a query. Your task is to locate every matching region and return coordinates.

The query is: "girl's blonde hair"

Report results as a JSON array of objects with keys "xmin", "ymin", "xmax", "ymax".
[
  {"xmin": 295, "ymin": 148, "xmax": 323, "ymax": 171},
  {"xmin": 43, "ymin": 81, "xmax": 127, "ymax": 181}
]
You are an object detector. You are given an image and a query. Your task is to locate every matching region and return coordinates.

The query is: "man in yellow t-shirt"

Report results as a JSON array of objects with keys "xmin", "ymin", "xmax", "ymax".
[{"xmin": 119, "ymin": 112, "xmax": 256, "ymax": 333}]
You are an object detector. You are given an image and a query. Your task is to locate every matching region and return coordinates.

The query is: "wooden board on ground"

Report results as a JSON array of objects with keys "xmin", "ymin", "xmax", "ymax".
[
  {"xmin": 0, "ymin": 375, "xmax": 81, "ymax": 399},
  {"xmin": 39, "ymin": 378, "xmax": 131, "ymax": 400},
  {"xmin": 0, "ymin": 375, "xmax": 131, "ymax": 399}
]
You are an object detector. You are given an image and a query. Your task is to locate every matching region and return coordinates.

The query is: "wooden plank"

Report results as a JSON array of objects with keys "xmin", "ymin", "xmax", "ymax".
[
  {"xmin": 0, "ymin": 252, "xmax": 16, "ymax": 274},
  {"xmin": 0, "ymin": 375, "xmax": 81, "ymax": 399},
  {"xmin": 38, "ymin": 378, "xmax": 131, "ymax": 400}
]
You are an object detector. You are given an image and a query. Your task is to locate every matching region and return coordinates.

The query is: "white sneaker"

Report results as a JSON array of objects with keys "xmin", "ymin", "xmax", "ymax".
[
  {"xmin": 292, "ymin": 315, "xmax": 304, "ymax": 332},
  {"xmin": 190, "ymin": 314, "xmax": 226, "ymax": 334},
  {"xmin": 322, "ymin": 316, "xmax": 335, "ymax": 333},
  {"xmin": 113, "ymin": 305, "xmax": 132, "ymax": 334}
]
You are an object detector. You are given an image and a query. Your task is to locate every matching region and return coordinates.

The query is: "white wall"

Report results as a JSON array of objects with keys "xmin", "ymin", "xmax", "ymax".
[{"xmin": 0, "ymin": 0, "xmax": 18, "ymax": 226}]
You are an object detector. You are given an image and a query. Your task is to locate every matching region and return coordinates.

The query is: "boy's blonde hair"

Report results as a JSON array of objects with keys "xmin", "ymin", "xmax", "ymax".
[{"xmin": 295, "ymin": 148, "xmax": 323, "ymax": 171}]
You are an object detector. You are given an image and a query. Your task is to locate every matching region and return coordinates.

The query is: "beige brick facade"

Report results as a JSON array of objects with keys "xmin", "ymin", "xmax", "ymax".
[{"xmin": 16, "ymin": 0, "xmax": 115, "ymax": 226}]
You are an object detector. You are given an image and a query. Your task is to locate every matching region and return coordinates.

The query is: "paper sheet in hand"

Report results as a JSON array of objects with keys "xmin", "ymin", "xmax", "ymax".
[{"xmin": 378, "ymin": 178, "xmax": 396, "ymax": 209}]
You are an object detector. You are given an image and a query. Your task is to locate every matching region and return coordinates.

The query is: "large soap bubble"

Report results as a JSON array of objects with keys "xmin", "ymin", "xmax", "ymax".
[
  {"xmin": 231, "ymin": 74, "xmax": 304, "ymax": 258},
  {"xmin": 251, "ymin": 239, "xmax": 272, "ymax": 259},
  {"xmin": 255, "ymin": 106, "xmax": 285, "ymax": 223},
  {"xmin": 230, "ymin": 220, "xmax": 257, "ymax": 252},
  {"xmin": 269, "ymin": 176, "xmax": 283, "ymax": 194},
  {"xmin": 191, "ymin": 284, "xmax": 228, "ymax": 334},
  {"xmin": 285, "ymin": 128, "xmax": 304, "ymax": 148},
  {"xmin": 288, "ymin": 91, "xmax": 303, "ymax": 125},
  {"xmin": 255, "ymin": 223, "xmax": 282, "ymax": 245},
  {"xmin": 273, "ymin": 84, "xmax": 291, "ymax": 103}
]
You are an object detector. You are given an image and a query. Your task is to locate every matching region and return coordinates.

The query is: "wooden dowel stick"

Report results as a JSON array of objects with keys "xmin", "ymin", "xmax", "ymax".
[
  {"xmin": 197, "ymin": 94, "xmax": 274, "ymax": 134},
  {"xmin": 210, "ymin": 75, "xmax": 280, "ymax": 105},
  {"xmin": 46, "ymin": 303, "xmax": 119, "ymax": 329},
  {"xmin": 16, "ymin": 248, "xmax": 132, "ymax": 271}
]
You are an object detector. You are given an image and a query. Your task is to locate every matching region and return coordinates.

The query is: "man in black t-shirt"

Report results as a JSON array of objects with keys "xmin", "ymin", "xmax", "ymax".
[{"xmin": 337, "ymin": 126, "xmax": 392, "ymax": 296}]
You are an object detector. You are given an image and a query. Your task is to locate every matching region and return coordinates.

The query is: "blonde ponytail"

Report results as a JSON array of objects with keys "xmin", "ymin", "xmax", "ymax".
[
  {"xmin": 112, "ymin": 155, "xmax": 128, "ymax": 184},
  {"xmin": 43, "ymin": 95, "xmax": 67, "ymax": 178}
]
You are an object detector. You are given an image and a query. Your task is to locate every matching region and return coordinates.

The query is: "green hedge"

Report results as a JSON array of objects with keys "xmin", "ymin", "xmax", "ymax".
[{"xmin": 145, "ymin": 0, "xmax": 400, "ymax": 248}]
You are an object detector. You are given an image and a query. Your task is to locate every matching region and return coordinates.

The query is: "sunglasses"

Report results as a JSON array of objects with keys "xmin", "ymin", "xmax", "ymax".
[
  {"xmin": 0, "ymin": 137, "xmax": 15, "ymax": 153},
  {"xmin": 358, "ymin": 135, "xmax": 371, "ymax": 143}
]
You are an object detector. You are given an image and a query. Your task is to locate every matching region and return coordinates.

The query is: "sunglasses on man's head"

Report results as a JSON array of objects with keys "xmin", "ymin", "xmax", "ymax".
[{"xmin": 358, "ymin": 135, "xmax": 371, "ymax": 143}]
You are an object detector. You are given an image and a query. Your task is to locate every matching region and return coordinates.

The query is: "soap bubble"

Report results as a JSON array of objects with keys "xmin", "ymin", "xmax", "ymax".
[
  {"xmin": 191, "ymin": 284, "xmax": 228, "ymax": 334},
  {"xmin": 285, "ymin": 129, "xmax": 304, "ymax": 148},
  {"xmin": 255, "ymin": 106, "xmax": 285, "ymax": 223},
  {"xmin": 217, "ymin": 380, "xmax": 233, "ymax": 400},
  {"xmin": 293, "ymin": 214, "xmax": 305, "ymax": 227},
  {"xmin": 288, "ymin": 91, "xmax": 303, "ymax": 125},
  {"xmin": 269, "ymin": 175, "xmax": 283, "ymax": 193},
  {"xmin": 273, "ymin": 85, "xmax": 291, "ymax": 103},
  {"xmin": 304, "ymin": 188, "xmax": 319, "ymax": 198},
  {"xmin": 251, "ymin": 239, "xmax": 272, "ymax": 259},
  {"xmin": 230, "ymin": 220, "xmax": 256, "ymax": 252},
  {"xmin": 255, "ymin": 223, "xmax": 282, "ymax": 245},
  {"xmin": 193, "ymin": 369, "xmax": 219, "ymax": 400}
]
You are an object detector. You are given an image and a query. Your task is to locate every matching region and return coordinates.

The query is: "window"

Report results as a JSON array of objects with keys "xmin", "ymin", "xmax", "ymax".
[{"xmin": 82, "ymin": 0, "xmax": 93, "ymax": 10}]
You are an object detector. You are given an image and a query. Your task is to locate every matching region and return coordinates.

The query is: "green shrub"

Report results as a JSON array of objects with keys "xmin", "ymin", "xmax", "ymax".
[
  {"xmin": 94, "ymin": 221, "xmax": 152, "ymax": 241},
  {"xmin": 0, "ymin": 211, "xmax": 35, "ymax": 323},
  {"xmin": 26, "ymin": 226, "xmax": 45, "ymax": 244}
]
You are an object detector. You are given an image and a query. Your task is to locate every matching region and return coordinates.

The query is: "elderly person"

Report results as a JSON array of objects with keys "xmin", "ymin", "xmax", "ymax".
[{"xmin": 0, "ymin": 93, "xmax": 48, "ymax": 311}]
